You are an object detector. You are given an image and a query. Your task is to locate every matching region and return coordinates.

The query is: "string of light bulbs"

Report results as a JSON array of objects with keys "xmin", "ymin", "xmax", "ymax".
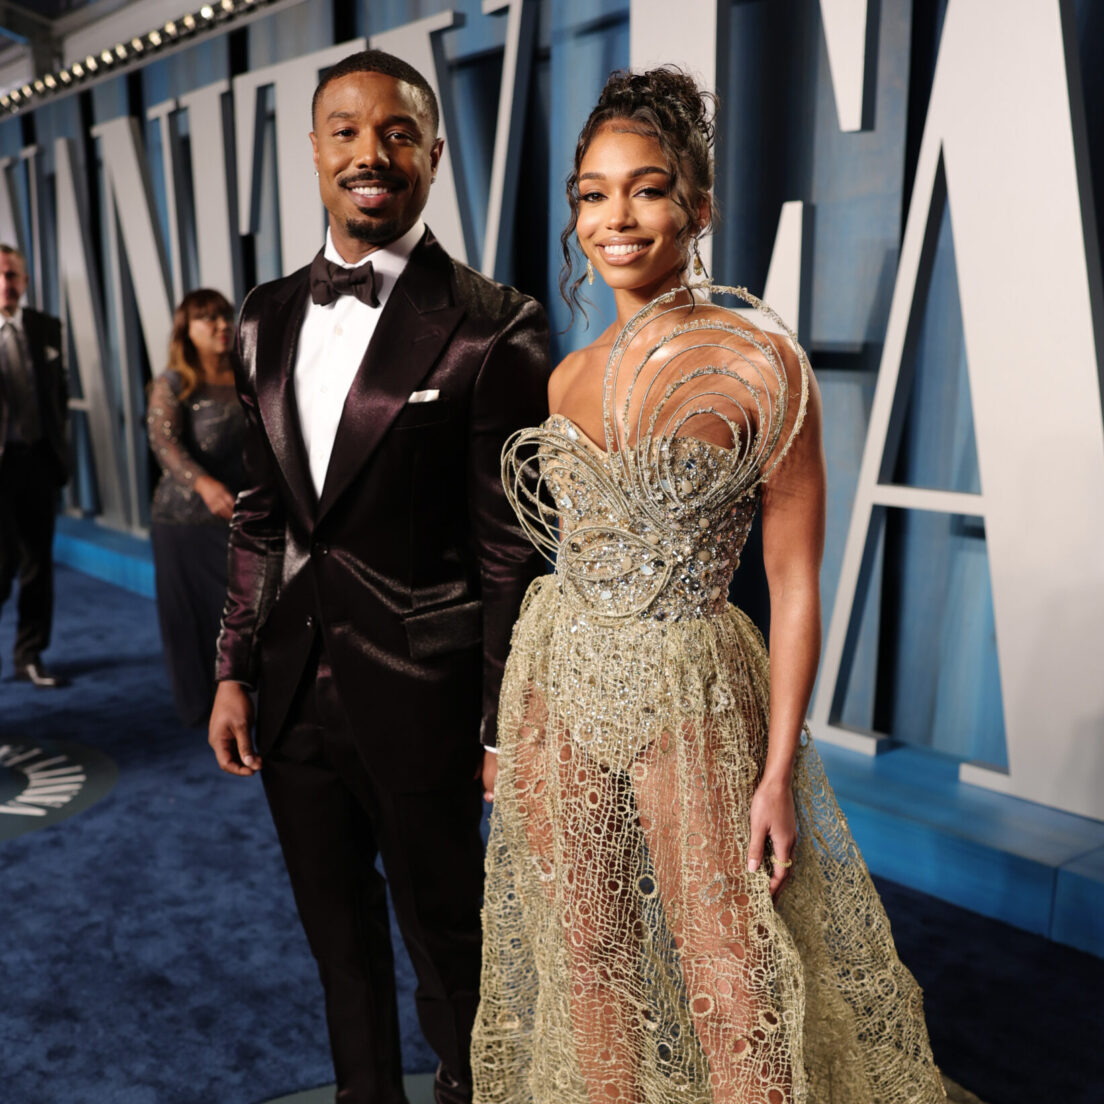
[{"xmin": 1, "ymin": 0, "xmax": 289, "ymax": 116}]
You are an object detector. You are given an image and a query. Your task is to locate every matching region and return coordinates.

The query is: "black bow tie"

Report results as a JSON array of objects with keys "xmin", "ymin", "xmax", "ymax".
[{"xmin": 309, "ymin": 251, "xmax": 380, "ymax": 308}]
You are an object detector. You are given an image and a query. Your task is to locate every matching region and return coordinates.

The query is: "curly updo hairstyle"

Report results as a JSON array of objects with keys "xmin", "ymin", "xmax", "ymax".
[{"xmin": 560, "ymin": 66, "xmax": 718, "ymax": 320}]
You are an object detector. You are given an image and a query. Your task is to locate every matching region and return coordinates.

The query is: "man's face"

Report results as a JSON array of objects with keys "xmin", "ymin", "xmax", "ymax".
[
  {"xmin": 0, "ymin": 251, "xmax": 28, "ymax": 316},
  {"xmin": 310, "ymin": 71, "xmax": 442, "ymax": 260}
]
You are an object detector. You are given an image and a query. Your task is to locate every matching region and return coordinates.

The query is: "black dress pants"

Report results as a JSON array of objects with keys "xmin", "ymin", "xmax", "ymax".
[
  {"xmin": 261, "ymin": 646, "xmax": 485, "ymax": 1104},
  {"xmin": 0, "ymin": 441, "xmax": 59, "ymax": 666}
]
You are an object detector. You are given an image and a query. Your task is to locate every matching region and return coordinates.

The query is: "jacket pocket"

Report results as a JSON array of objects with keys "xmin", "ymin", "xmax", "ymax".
[{"xmin": 402, "ymin": 598, "xmax": 483, "ymax": 659}]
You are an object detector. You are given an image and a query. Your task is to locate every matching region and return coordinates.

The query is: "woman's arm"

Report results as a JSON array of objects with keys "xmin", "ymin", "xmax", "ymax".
[
  {"xmin": 147, "ymin": 373, "xmax": 235, "ymax": 518},
  {"xmin": 747, "ymin": 355, "xmax": 827, "ymax": 897}
]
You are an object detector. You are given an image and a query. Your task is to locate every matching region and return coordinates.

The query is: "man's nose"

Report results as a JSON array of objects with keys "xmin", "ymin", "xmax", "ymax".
[{"xmin": 354, "ymin": 133, "xmax": 390, "ymax": 168}]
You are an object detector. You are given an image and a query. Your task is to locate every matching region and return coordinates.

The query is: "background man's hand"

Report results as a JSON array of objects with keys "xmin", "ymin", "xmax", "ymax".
[{"xmin": 208, "ymin": 681, "xmax": 260, "ymax": 776}]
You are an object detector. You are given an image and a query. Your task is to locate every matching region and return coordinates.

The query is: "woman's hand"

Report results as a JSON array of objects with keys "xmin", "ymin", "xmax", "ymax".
[
  {"xmin": 481, "ymin": 749, "xmax": 498, "ymax": 803},
  {"xmin": 747, "ymin": 774, "xmax": 797, "ymax": 899},
  {"xmin": 195, "ymin": 474, "xmax": 236, "ymax": 519}
]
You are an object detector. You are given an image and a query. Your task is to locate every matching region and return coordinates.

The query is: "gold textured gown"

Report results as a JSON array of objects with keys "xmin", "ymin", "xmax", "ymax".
[{"xmin": 472, "ymin": 289, "xmax": 945, "ymax": 1104}]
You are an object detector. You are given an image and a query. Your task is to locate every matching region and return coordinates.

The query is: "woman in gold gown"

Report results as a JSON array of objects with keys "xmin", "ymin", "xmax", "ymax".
[{"xmin": 472, "ymin": 68, "xmax": 945, "ymax": 1104}]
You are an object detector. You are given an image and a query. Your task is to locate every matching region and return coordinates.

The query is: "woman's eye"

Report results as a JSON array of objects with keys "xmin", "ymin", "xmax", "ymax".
[
  {"xmin": 636, "ymin": 185, "xmax": 666, "ymax": 198},
  {"xmin": 579, "ymin": 191, "xmax": 605, "ymax": 203}
]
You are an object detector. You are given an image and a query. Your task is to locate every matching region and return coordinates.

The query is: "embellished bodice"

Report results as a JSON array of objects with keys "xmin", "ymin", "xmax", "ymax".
[{"xmin": 502, "ymin": 286, "xmax": 809, "ymax": 625}]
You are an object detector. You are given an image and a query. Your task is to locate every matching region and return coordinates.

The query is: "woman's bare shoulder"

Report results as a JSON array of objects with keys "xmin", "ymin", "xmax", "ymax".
[{"xmin": 548, "ymin": 329, "xmax": 616, "ymax": 412}]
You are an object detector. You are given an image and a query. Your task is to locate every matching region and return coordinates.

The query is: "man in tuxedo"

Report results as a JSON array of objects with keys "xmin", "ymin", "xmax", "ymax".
[
  {"xmin": 208, "ymin": 50, "xmax": 548, "ymax": 1104},
  {"xmin": 0, "ymin": 244, "xmax": 69, "ymax": 688}
]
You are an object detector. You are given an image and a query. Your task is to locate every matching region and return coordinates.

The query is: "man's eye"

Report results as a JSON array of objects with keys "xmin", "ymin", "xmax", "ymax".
[{"xmin": 333, "ymin": 128, "xmax": 355, "ymax": 138}]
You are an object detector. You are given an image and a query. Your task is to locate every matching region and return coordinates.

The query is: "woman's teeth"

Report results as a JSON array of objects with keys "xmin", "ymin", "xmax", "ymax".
[{"xmin": 603, "ymin": 243, "xmax": 647, "ymax": 256}]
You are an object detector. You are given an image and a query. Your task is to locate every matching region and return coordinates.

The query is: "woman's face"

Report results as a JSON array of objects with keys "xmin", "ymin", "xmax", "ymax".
[
  {"xmin": 575, "ymin": 123, "xmax": 692, "ymax": 297},
  {"xmin": 188, "ymin": 307, "xmax": 233, "ymax": 359}
]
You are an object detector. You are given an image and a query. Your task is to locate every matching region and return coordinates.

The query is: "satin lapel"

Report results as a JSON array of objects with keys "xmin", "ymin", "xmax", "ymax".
[
  {"xmin": 316, "ymin": 239, "xmax": 462, "ymax": 523},
  {"xmin": 253, "ymin": 274, "xmax": 317, "ymax": 526}
]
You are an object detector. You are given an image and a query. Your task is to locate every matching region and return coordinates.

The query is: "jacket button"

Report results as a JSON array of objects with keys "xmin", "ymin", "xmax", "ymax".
[
  {"xmin": 305, "ymin": 614, "xmax": 314, "ymax": 629},
  {"xmin": 316, "ymin": 543, "xmax": 328, "ymax": 556}
]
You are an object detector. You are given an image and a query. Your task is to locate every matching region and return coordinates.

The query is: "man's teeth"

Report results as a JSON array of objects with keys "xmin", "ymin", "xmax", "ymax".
[
  {"xmin": 351, "ymin": 185, "xmax": 390, "ymax": 196},
  {"xmin": 603, "ymin": 243, "xmax": 646, "ymax": 256}
]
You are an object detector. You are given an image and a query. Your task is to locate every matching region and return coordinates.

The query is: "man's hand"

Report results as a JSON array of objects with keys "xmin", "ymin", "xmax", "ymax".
[
  {"xmin": 208, "ymin": 681, "xmax": 260, "ymax": 776},
  {"xmin": 195, "ymin": 474, "xmax": 236, "ymax": 520},
  {"xmin": 481, "ymin": 749, "xmax": 498, "ymax": 803}
]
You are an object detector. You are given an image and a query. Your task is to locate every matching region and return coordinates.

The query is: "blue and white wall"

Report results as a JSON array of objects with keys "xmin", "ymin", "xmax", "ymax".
[{"xmin": 1, "ymin": 0, "xmax": 1102, "ymax": 832}]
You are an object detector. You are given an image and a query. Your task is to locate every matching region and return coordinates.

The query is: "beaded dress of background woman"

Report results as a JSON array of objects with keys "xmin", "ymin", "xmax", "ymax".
[
  {"xmin": 471, "ymin": 69, "xmax": 945, "ymax": 1104},
  {"xmin": 147, "ymin": 289, "xmax": 245, "ymax": 727}
]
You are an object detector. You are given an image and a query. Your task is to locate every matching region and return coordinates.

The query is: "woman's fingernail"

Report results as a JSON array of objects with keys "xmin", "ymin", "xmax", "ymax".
[{"xmin": 747, "ymin": 860, "xmax": 758, "ymax": 872}]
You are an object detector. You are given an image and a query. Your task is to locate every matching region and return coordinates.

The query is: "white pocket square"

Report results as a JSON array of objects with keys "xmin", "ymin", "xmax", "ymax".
[
  {"xmin": 45, "ymin": 345, "xmax": 60, "ymax": 359},
  {"xmin": 408, "ymin": 389, "xmax": 440, "ymax": 403}
]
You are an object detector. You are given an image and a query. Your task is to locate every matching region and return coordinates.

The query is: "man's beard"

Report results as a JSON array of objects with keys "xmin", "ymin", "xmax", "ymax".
[{"xmin": 344, "ymin": 213, "xmax": 402, "ymax": 244}]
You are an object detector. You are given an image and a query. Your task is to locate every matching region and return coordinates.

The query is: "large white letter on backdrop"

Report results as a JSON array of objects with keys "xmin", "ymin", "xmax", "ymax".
[
  {"xmin": 811, "ymin": 0, "xmax": 1104, "ymax": 820},
  {"xmin": 148, "ymin": 80, "xmax": 241, "ymax": 303},
  {"xmin": 54, "ymin": 138, "xmax": 126, "ymax": 528},
  {"xmin": 90, "ymin": 115, "xmax": 175, "ymax": 526}
]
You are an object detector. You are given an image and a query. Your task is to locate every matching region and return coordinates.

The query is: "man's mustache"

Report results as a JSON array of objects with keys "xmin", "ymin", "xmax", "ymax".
[{"xmin": 338, "ymin": 172, "xmax": 406, "ymax": 190}]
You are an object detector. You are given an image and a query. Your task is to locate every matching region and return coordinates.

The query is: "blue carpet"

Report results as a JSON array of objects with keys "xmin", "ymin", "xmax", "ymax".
[{"xmin": 1, "ymin": 566, "xmax": 1101, "ymax": 1103}]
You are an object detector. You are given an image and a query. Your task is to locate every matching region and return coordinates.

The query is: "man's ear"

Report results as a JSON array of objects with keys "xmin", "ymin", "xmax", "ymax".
[
  {"xmin": 310, "ymin": 131, "xmax": 320, "ymax": 171},
  {"xmin": 430, "ymin": 136, "xmax": 444, "ymax": 181}
]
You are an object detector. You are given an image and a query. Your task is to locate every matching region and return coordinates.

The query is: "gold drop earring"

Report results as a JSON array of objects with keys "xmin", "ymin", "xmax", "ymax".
[
  {"xmin": 692, "ymin": 237, "xmax": 705, "ymax": 277},
  {"xmin": 586, "ymin": 257, "xmax": 595, "ymax": 285}
]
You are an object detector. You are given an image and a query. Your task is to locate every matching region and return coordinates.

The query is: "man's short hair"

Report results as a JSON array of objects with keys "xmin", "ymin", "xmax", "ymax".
[
  {"xmin": 312, "ymin": 49, "xmax": 440, "ymax": 135},
  {"xmin": 0, "ymin": 243, "xmax": 26, "ymax": 264}
]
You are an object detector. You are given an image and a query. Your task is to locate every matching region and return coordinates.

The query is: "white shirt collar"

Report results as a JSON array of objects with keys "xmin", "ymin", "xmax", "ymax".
[{"xmin": 1, "ymin": 306, "xmax": 23, "ymax": 330}]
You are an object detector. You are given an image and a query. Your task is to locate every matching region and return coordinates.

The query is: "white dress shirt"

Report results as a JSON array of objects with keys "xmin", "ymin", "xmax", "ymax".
[{"xmin": 294, "ymin": 219, "xmax": 425, "ymax": 497}]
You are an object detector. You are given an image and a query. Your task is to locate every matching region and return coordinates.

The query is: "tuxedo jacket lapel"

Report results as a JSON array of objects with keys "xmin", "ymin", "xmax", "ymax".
[
  {"xmin": 252, "ymin": 274, "xmax": 317, "ymax": 527},
  {"xmin": 316, "ymin": 236, "xmax": 462, "ymax": 524}
]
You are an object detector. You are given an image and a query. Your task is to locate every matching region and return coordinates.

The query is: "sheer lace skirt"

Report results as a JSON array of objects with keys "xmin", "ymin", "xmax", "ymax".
[{"xmin": 472, "ymin": 577, "xmax": 944, "ymax": 1104}]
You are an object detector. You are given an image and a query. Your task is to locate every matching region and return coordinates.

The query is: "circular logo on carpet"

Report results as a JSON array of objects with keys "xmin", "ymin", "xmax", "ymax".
[{"xmin": 0, "ymin": 740, "xmax": 117, "ymax": 841}]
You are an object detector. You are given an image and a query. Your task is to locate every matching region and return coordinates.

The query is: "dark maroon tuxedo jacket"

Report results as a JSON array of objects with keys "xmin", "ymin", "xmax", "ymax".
[{"xmin": 215, "ymin": 230, "xmax": 549, "ymax": 790}]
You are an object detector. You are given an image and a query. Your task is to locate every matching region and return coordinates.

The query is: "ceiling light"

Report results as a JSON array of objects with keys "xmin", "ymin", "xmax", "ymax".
[
  {"xmin": 182, "ymin": 14, "xmax": 197, "ymax": 31},
  {"xmin": 85, "ymin": 55, "xmax": 98, "ymax": 71},
  {"xmin": 115, "ymin": 44, "xmax": 128, "ymax": 60},
  {"xmin": 164, "ymin": 21, "xmax": 178, "ymax": 37},
  {"xmin": 33, "ymin": 79, "xmax": 45, "ymax": 93},
  {"xmin": 44, "ymin": 74, "xmax": 57, "ymax": 89},
  {"xmin": 20, "ymin": 83, "xmax": 32, "ymax": 97},
  {"xmin": 200, "ymin": 5, "xmax": 215, "ymax": 19},
  {"xmin": 58, "ymin": 70, "xmax": 72, "ymax": 83},
  {"xmin": 100, "ymin": 49, "xmax": 114, "ymax": 65},
  {"xmin": 131, "ymin": 37, "xmax": 145, "ymax": 52},
  {"xmin": 148, "ymin": 29, "xmax": 163, "ymax": 47},
  {"xmin": 71, "ymin": 62, "xmax": 84, "ymax": 78}
]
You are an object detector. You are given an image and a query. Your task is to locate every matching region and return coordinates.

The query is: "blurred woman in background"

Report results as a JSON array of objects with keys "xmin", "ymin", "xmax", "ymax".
[{"xmin": 147, "ymin": 289, "xmax": 244, "ymax": 727}]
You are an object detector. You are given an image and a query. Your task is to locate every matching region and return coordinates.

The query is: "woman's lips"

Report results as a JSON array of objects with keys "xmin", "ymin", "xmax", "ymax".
[{"xmin": 598, "ymin": 241, "xmax": 650, "ymax": 265}]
